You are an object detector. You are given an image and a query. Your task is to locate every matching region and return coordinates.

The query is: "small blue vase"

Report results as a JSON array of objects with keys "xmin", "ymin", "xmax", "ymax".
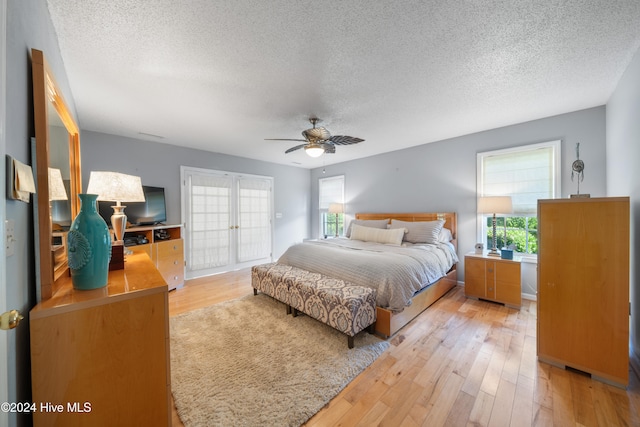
[{"xmin": 67, "ymin": 194, "xmax": 112, "ymax": 290}]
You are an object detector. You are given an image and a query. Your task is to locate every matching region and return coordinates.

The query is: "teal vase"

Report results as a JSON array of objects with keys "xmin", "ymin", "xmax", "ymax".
[{"xmin": 67, "ymin": 194, "xmax": 112, "ymax": 290}]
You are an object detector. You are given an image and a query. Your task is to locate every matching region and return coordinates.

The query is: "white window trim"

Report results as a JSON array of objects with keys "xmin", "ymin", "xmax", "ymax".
[
  {"xmin": 476, "ymin": 140, "xmax": 561, "ymax": 251},
  {"xmin": 318, "ymin": 174, "xmax": 345, "ymax": 237}
]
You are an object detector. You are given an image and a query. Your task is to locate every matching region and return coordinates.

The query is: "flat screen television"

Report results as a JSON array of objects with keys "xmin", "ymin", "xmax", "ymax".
[{"xmin": 98, "ymin": 185, "xmax": 167, "ymax": 226}]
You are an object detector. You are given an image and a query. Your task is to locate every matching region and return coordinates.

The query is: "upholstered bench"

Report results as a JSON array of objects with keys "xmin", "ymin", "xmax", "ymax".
[
  {"xmin": 288, "ymin": 273, "xmax": 377, "ymax": 349},
  {"xmin": 251, "ymin": 263, "xmax": 298, "ymax": 313},
  {"xmin": 251, "ymin": 262, "xmax": 377, "ymax": 348}
]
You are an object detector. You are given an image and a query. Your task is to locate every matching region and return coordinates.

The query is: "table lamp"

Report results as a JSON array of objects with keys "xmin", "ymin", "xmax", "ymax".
[
  {"xmin": 328, "ymin": 203, "xmax": 344, "ymax": 238},
  {"xmin": 48, "ymin": 167, "xmax": 68, "ymax": 233},
  {"xmin": 478, "ymin": 196, "xmax": 512, "ymax": 257},
  {"xmin": 86, "ymin": 171, "xmax": 145, "ymax": 243},
  {"xmin": 48, "ymin": 167, "xmax": 68, "ymax": 202}
]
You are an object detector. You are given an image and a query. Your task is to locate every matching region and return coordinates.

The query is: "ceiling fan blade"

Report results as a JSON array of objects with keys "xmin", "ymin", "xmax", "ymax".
[
  {"xmin": 329, "ymin": 135, "xmax": 364, "ymax": 145},
  {"xmin": 268, "ymin": 118, "xmax": 364, "ymax": 156},
  {"xmin": 285, "ymin": 144, "xmax": 307, "ymax": 154},
  {"xmin": 322, "ymin": 143, "xmax": 336, "ymax": 154},
  {"xmin": 265, "ymin": 138, "xmax": 308, "ymax": 142}
]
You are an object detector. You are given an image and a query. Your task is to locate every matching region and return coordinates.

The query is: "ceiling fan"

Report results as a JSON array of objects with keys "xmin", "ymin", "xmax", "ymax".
[{"xmin": 265, "ymin": 118, "xmax": 364, "ymax": 157}]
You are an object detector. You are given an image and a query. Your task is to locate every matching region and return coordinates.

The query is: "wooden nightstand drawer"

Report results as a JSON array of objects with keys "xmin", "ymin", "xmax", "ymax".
[
  {"xmin": 496, "ymin": 261, "xmax": 520, "ymax": 283},
  {"xmin": 464, "ymin": 253, "xmax": 521, "ymax": 307},
  {"xmin": 464, "ymin": 257, "xmax": 486, "ymax": 298}
]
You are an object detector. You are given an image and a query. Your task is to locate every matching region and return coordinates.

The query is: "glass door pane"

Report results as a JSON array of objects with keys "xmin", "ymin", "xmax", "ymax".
[
  {"xmin": 237, "ymin": 177, "xmax": 272, "ymax": 263},
  {"xmin": 185, "ymin": 172, "xmax": 232, "ymax": 274}
]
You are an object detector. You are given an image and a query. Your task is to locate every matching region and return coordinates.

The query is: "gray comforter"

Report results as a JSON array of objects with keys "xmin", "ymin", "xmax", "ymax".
[{"xmin": 277, "ymin": 238, "xmax": 458, "ymax": 312}]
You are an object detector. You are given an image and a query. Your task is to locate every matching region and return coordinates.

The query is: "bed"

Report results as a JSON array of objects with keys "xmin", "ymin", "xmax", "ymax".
[{"xmin": 277, "ymin": 212, "xmax": 458, "ymax": 337}]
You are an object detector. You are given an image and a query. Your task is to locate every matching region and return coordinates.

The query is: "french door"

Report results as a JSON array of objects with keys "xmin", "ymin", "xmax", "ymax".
[{"xmin": 181, "ymin": 166, "xmax": 273, "ymax": 279}]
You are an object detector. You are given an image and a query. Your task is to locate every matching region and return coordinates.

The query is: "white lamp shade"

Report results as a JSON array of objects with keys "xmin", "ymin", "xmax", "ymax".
[
  {"xmin": 86, "ymin": 171, "xmax": 145, "ymax": 202},
  {"xmin": 328, "ymin": 203, "xmax": 344, "ymax": 214},
  {"xmin": 478, "ymin": 196, "xmax": 513, "ymax": 215},
  {"xmin": 304, "ymin": 144, "xmax": 325, "ymax": 158},
  {"xmin": 48, "ymin": 167, "xmax": 68, "ymax": 201}
]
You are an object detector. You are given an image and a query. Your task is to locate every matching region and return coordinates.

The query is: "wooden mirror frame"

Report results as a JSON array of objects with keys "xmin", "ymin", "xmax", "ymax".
[{"xmin": 32, "ymin": 48, "xmax": 81, "ymax": 301}]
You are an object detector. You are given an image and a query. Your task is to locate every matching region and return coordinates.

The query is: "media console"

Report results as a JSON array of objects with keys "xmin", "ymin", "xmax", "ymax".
[{"xmin": 125, "ymin": 224, "xmax": 184, "ymax": 290}]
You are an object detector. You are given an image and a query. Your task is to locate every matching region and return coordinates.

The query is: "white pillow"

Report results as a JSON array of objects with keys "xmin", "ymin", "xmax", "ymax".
[
  {"xmin": 345, "ymin": 219, "xmax": 389, "ymax": 237},
  {"xmin": 350, "ymin": 224, "xmax": 405, "ymax": 246},
  {"xmin": 438, "ymin": 228, "xmax": 453, "ymax": 243},
  {"xmin": 389, "ymin": 219, "xmax": 445, "ymax": 244}
]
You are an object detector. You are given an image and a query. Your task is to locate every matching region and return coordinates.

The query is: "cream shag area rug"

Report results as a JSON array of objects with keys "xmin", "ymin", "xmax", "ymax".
[{"xmin": 170, "ymin": 293, "xmax": 389, "ymax": 427}]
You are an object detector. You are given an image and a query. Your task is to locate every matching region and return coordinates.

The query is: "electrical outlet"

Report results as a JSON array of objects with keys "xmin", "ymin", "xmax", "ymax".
[{"xmin": 5, "ymin": 219, "xmax": 15, "ymax": 257}]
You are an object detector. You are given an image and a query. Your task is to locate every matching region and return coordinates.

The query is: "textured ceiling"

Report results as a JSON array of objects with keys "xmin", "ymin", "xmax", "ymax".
[{"xmin": 46, "ymin": 0, "xmax": 640, "ymax": 168}]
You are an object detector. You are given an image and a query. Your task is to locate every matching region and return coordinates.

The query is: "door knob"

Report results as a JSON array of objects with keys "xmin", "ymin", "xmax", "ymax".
[{"xmin": 0, "ymin": 310, "xmax": 24, "ymax": 330}]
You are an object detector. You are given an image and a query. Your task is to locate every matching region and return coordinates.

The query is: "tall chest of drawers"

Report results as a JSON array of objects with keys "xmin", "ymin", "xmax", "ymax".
[{"xmin": 537, "ymin": 197, "xmax": 629, "ymax": 387}]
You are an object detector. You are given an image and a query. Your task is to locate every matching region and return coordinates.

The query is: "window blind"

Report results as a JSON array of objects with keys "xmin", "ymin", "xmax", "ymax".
[
  {"xmin": 319, "ymin": 175, "xmax": 344, "ymax": 210},
  {"xmin": 237, "ymin": 177, "xmax": 272, "ymax": 263},
  {"xmin": 480, "ymin": 143, "xmax": 559, "ymax": 215},
  {"xmin": 187, "ymin": 173, "xmax": 232, "ymax": 271}
]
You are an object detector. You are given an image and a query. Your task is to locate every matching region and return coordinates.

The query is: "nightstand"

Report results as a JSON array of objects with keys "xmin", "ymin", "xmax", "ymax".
[{"xmin": 464, "ymin": 252, "xmax": 521, "ymax": 308}]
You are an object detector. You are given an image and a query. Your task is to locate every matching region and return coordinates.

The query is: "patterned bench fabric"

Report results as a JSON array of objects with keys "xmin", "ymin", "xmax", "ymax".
[
  {"xmin": 252, "ymin": 263, "xmax": 377, "ymax": 342},
  {"xmin": 287, "ymin": 271, "xmax": 377, "ymax": 338},
  {"xmin": 251, "ymin": 263, "xmax": 296, "ymax": 305}
]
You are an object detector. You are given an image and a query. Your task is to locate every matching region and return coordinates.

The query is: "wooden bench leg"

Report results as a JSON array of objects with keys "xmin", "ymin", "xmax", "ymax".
[{"xmin": 348, "ymin": 335, "xmax": 354, "ymax": 349}]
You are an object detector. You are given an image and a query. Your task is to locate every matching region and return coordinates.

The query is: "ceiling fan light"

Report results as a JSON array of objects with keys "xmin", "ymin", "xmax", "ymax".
[{"xmin": 305, "ymin": 144, "xmax": 325, "ymax": 158}]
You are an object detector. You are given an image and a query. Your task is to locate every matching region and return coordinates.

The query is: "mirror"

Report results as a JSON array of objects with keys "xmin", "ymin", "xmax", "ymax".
[
  {"xmin": 32, "ymin": 48, "xmax": 82, "ymax": 301},
  {"xmin": 49, "ymin": 106, "xmax": 72, "ymax": 227}
]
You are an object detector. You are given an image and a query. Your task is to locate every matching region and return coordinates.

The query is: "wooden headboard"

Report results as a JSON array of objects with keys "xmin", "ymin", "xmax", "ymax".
[{"xmin": 354, "ymin": 212, "xmax": 457, "ymax": 249}]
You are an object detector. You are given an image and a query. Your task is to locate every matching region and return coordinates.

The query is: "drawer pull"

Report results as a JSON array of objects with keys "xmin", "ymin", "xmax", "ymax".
[
  {"xmin": 174, "ymin": 260, "xmax": 178, "ymax": 265},
  {"xmin": 487, "ymin": 268, "xmax": 493, "ymax": 273}
]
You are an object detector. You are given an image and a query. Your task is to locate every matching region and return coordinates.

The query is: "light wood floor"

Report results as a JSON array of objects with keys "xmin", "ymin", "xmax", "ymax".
[{"xmin": 168, "ymin": 269, "xmax": 640, "ymax": 426}]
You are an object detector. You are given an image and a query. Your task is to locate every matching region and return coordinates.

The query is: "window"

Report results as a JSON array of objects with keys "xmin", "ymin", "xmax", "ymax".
[
  {"xmin": 477, "ymin": 140, "xmax": 561, "ymax": 254},
  {"xmin": 319, "ymin": 175, "xmax": 344, "ymax": 238}
]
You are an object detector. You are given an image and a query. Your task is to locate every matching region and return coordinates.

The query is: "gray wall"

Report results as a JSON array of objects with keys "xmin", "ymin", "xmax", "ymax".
[
  {"xmin": 81, "ymin": 130, "xmax": 311, "ymax": 259},
  {"xmin": 5, "ymin": 0, "xmax": 78, "ymax": 425},
  {"xmin": 3, "ymin": 0, "xmax": 634, "ymax": 419},
  {"xmin": 606, "ymin": 45, "xmax": 640, "ymax": 364},
  {"xmin": 311, "ymin": 106, "xmax": 607, "ymax": 281}
]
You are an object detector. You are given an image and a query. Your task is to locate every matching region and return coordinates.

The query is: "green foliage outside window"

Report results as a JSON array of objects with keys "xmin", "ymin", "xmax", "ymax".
[
  {"xmin": 323, "ymin": 213, "xmax": 344, "ymax": 238},
  {"xmin": 485, "ymin": 216, "xmax": 538, "ymax": 254}
]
